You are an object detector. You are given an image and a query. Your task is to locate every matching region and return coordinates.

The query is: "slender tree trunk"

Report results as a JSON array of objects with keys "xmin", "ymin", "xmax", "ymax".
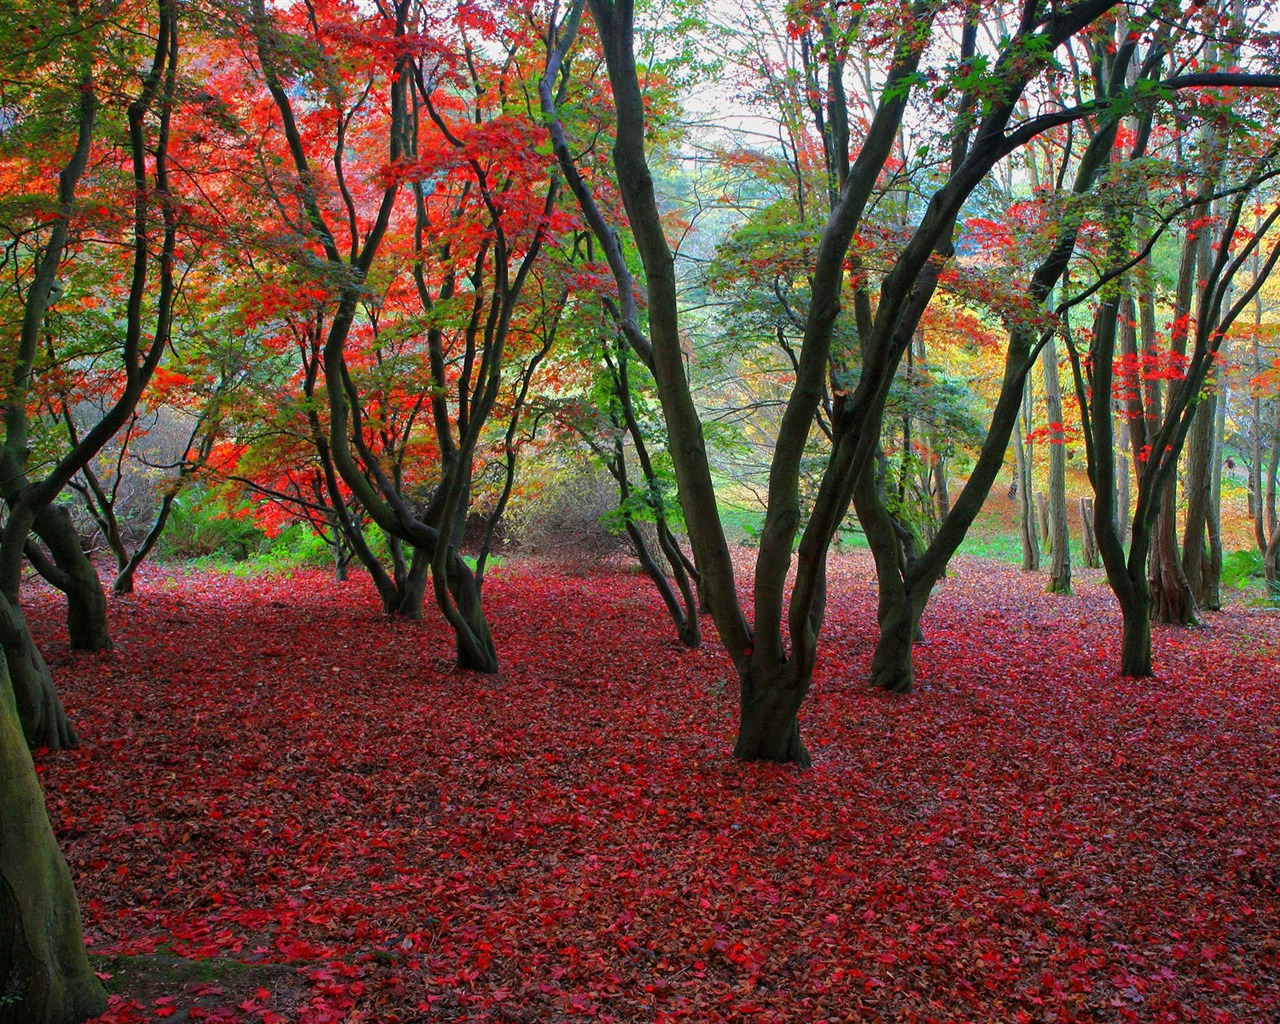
[
  {"xmin": 1080, "ymin": 497, "xmax": 1100, "ymax": 568},
  {"xmin": 0, "ymin": 659, "xmax": 105, "ymax": 1024},
  {"xmin": 1042, "ymin": 335, "xmax": 1072, "ymax": 593},
  {"xmin": 1265, "ymin": 521, "xmax": 1280, "ymax": 597},
  {"xmin": 1015, "ymin": 385, "xmax": 1040, "ymax": 571},
  {"xmin": 932, "ymin": 447, "xmax": 951, "ymax": 522},
  {"xmin": 113, "ymin": 488, "xmax": 182, "ymax": 595},
  {"xmin": 1114, "ymin": 430, "xmax": 1132, "ymax": 547},
  {"xmin": 1205, "ymin": 379, "xmax": 1225, "ymax": 607},
  {"xmin": 1036, "ymin": 491, "xmax": 1050, "ymax": 550}
]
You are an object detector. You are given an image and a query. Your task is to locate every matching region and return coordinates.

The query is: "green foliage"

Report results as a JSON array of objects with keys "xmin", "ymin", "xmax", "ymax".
[
  {"xmin": 157, "ymin": 491, "xmax": 266, "ymax": 562},
  {"xmin": 1221, "ymin": 549, "xmax": 1263, "ymax": 591}
]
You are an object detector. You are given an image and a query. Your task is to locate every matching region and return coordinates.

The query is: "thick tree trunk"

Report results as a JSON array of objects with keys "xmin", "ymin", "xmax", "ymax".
[
  {"xmin": 434, "ymin": 549, "xmax": 497, "ymax": 673},
  {"xmin": 868, "ymin": 584, "xmax": 921, "ymax": 695},
  {"xmin": 1117, "ymin": 579, "xmax": 1154, "ymax": 677},
  {"xmin": 733, "ymin": 660, "xmax": 810, "ymax": 767},
  {"xmin": 0, "ymin": 658, "xmax": 105, "ymax": 1024},
  {"xmin": 31, "ymin": 507, "xmax": 110, "ymax": 652},
  {"xmin": 1182, "ymin": 388, "xmax": 1219, "ymax": 610}
]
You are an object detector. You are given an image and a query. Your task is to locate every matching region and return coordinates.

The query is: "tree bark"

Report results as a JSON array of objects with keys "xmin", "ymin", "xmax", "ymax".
[
  {"xmin": 1042, "ymin": 335, "xmax": 1072, "ymax": 593},
  {"xmin": 1150, "ymin": 482, "xmax": 1198, "ymax": 625},
  {"xmin": 30, "ymin": 507, "xmax": 110, "ymax": 652},
  {"xmin": 1015, "ymin": 384, "xmax": 1040, "ymax": 571},
  {"xmin": 1117, "ymin": 575, "xmax": 1154, "ymax": 677},
  {"xmin": 0, "ymin": 597, "xmax": 76, "ymax": 752},
  {"xmin": 1080, "ymin": 497, "xmax": 1100, "ymax": 569},
  {"xmin": 733, "ymin": 660, "xmax": 810, "ymax": 767},
  {"xmin": 855, "ymin": 452, "xmax": 924, "ymax": 694},
  {"xmin": 1182, "ymin": 385, "xmax": 1219, "ymax": 610},
  {"xmin": 1, "ymin": 660, "xmax": 104, "ymax": 1023}
]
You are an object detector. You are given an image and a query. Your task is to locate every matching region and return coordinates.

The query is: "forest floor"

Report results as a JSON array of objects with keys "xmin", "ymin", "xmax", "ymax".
[{"xmin": 28, "ymin": 553, "xmax": 1280, "ymax": 1023}]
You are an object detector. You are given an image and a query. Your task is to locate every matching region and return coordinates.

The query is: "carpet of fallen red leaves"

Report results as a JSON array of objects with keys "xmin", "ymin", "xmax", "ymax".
[{"xmin": 27, "ymin": 554, "xmax": 1280, "ymax": 1024}]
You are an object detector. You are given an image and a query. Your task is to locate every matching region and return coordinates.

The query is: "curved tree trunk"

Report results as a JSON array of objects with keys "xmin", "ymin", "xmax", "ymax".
[
  {"xmin": 31, "ymin": 507, "xmax": 110, "ymax": 652},
  {"xmin": 112, "ymin": 488, "xmax": 181, "ymax": 596},
  {"xmin": 0, "ymin": 598, "xmax": 77, "ymax": 753},
  {"xmin": 391, "ymin": 548, "xmax": 429, "ymax": 620},
  {"xmin": 1264, "ymin": 522, "xmax": 1280, "ymax": 597},
  {"xmin": 434, "ymin": 548, "xmax": 497, "ymax": 673},
  {"xmin": 0, "ymin": 658, "xmax": 105, "ymax": 1024}
]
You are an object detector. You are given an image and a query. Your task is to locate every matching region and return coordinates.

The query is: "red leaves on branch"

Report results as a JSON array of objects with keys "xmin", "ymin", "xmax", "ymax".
[{"xmin": 29, "ymin": 556, "xmax": 1280, "ymax": 1022}]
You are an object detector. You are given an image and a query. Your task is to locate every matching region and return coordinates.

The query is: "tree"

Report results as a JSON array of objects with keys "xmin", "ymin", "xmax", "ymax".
[
  {"xmin": 245, "ymin": 0, "xmax": 568, "ymax": 671},
  {"xmin": 1, "ymin": 0, "xmax": 179, "ymax": 748},
  {"xmin": 549, "ymin": 0, "xmax": 1164, "ymax": 762},
  {"xmin": 1070, "ymin": 74, "xmax": 1280, "ymax": 675},
  {"xmin": 1, "ymin": 0, "xmax": 177, "ymax": 1012}
]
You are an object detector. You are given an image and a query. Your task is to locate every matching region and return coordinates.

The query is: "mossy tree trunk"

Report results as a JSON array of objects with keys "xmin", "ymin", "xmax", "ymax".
[{"xmin": 0, "ymin": 658, "xmax": 105, "ymax": 1023}]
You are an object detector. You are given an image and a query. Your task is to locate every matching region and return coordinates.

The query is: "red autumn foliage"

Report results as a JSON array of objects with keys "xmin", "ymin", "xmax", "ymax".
[{"xmin": 28, "ymin": 556, "xmax": 1280, "ymax": 1023}]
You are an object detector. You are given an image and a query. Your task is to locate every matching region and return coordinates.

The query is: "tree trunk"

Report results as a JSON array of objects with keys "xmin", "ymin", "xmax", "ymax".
[
  {"xmin": 733, "ymin": 659, "xmax": 810, "ymax": 767},
  {"xmin": 1182, "ymin": 386, "xmax": 1219, "ymax": 610},
  {"xmin": 401, "ymin": 548, "xmax": 430, "ymax": 619},
  {"xmin": 1264, "ymin": 518, "xmax": 1280, "ymax": 597},
  {"xmin": 1117, "ymin": 577, "xmax": 1154, "ymax": 677},
  {"xmin": 0, "ymin": 598, "xmax": 77, "ymax": 752},
  {"xmin": 1080, "ymin": 498, "xmax": 1100, "ymax": 569},
  {"xmin": 1149, "ymin": 482, "xmax": 1198, "ymax": 626},
  {"xmin": 113, "ymin": 489, "xmax": 182, "ymax": 596},
  {"xmin": 1042, "ymin": 336, "xmax": 1072, "ymax": 594},
  {"xmin": 432, "ymin": 549, "xmax": 497, "ymax": 673},
  {"xmin": 1014, "ymin": 387, "xmax": 1040, "ymax": 571},
  {"xmin": 932, "ymin": 449, "xmax": 951, "ymax": 523},
  {"xmin": 0, "ymin": 657, "xmax": 106, "ymax": 1024},
  {"xmin": 1206, "ymin": 382, "xmax": 1225, "ymax": 606},
  {"xmin": 855, "ymin": 455, "xmax": 923, "ymax": 694},
  {"xmin": 30, "ymin": 507, "xmax": 111, "ymax": 652},
  {"xmin": 1035, "ymin": 491, "xmax": 1050, "ymax": 550}
]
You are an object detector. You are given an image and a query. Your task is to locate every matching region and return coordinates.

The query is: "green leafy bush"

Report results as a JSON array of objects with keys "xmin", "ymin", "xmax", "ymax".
[{"xmin": 1221, "ymin": 549, "xmax": 1263, "ymax": 591}]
